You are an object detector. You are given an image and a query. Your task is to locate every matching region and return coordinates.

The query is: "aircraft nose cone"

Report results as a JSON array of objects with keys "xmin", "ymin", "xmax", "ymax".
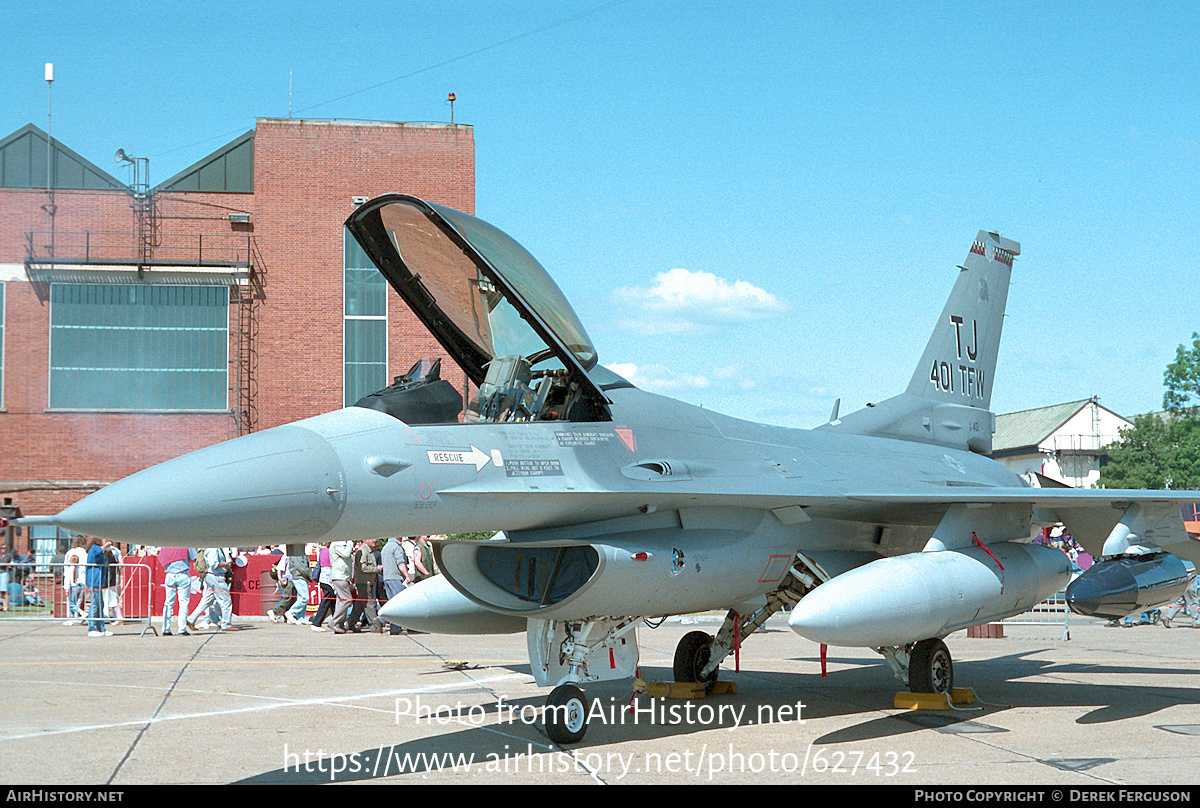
[{"xmin": 51, "ymin": 425, "xmax": 347, "ymax": 546}]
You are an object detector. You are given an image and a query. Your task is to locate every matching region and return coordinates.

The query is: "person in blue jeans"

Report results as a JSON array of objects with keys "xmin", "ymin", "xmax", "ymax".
[
  {"xmin": 63, "ymin": 537, "xmax": 88, "ymax": 624},
  {"xmin": 85, "ymin": 537, "xmax": 111, "ymax": 637},
  {"xmin": 159, "ymin": 547, "xmax": 197, "ymax": 635}
]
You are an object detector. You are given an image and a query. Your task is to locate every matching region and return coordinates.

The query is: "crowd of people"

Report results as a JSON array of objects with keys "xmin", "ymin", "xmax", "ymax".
[
  {"xmin": 62, "ymin": 536, "xmax": 438, "ymax": 637},
  {"xmin": 269, "ymin": 536, "xmax": 435, "ymax": 635},
  {"xmin": 47, "ymin": 535, "xmax": 128, "ymax": 637},
  {"xmin": 1, "ymin": 534, "xmax": 438, "ymax": 638}
]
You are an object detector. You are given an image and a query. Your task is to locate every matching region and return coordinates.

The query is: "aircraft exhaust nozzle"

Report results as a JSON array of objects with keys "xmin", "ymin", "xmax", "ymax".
[
  {"xmin": 788, "ymin": 542, "xmax": 1071, "ymax": 648},
  {"xmin": 39, "ymin": 424, "xmax": 348, "ymax": 547},
  {"xmin": 379, "ymin": 575, "xmax": 527, "ymax": 635}
]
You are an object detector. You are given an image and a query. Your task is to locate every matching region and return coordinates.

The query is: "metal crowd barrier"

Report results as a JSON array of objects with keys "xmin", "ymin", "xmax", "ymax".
[
  {"xmin": 2, "ymin": 556, "xmax": 390, "ymax": 631},
  {"xmin": 2, "ymin": 561, "xmax": 154, "ymax": 635},
  {"xmin": 1002, "ymin": 592, "xmax": 1071, "ymax": 640}
]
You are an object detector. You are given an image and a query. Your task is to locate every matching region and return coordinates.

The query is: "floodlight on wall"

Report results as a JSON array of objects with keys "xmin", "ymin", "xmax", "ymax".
[
  {"xmin": 228, "ymin": 213, "xmax": 251, "ymax": 224},
  {"xmin": 352, "ymin": 196, "xmax": 368, "ymax": 206}
]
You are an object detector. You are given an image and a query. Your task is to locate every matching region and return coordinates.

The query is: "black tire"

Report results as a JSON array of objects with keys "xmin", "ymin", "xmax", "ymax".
[
  {"xmin": 673, "ymin": 630, "xmax": 717, "ymax": 690},
  {"xmin": 545, "ymin": 684, "xmax": 588, "ymax": 745},
  {"xmin": 909, "ymin": 638, "xmax": 953, "ymax": 694}
]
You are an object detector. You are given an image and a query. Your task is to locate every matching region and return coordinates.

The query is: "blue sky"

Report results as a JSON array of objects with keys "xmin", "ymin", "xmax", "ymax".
[{"xmin": 6, "ymin": 0, "xmax": 1199, "ymax": 429}]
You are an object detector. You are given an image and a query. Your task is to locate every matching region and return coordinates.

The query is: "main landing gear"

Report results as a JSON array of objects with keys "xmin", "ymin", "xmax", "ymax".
[
  {"xmin": 880, "ymin": 638, "xmax": 954, "ymax": 694},
  {"xmin": 673, "ymin": 630, "xmax": 719, "ymax": 692}
]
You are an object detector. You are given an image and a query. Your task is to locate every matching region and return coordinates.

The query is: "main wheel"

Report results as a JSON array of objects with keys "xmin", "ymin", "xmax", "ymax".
[
  {"xmin": 545, "ymin": 684, "xmax": 588, "ymax": 745},
  {"xmin": 673, "ymin": 630, "xmax": 718, "ymax": 691},
  {"xmin": 909, "ymin": 638, "xmax": 953, "ymax": 694}
]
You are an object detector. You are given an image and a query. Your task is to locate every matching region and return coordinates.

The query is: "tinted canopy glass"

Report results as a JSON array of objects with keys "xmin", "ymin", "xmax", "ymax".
[
  {"xmin": 345, "ymin": 195, "xmax": 610, "ymax": 423},
  {"xmin": 427, "ymin": 202, "xmax": 597, "ymax": 370},
  {"xmin": 365, "ymin": 197, "xmax": 596, "ymax": 380}
]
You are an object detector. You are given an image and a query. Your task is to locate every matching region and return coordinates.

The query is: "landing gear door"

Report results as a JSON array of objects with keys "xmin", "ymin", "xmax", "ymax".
[{"xmin": 527, "ymin": 618, "xmax": 640, "ymax": 688}]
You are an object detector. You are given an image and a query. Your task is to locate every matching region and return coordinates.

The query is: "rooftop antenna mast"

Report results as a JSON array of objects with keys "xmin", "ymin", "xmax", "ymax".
[{"xmin": 44, "ymin": 63, "xmax": 56, "ymax": 257}]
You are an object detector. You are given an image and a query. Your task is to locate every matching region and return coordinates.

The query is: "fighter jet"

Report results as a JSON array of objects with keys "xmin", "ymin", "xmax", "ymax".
[{"xmin": 23, "ymin": 195, "xmax": 1200, "ymax": 744}]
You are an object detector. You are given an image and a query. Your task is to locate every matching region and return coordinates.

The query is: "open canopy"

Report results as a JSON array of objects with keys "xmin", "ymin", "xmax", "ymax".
[{"xmin": 345, "ymin": 195, "xmax": 614, "ymax": 423}]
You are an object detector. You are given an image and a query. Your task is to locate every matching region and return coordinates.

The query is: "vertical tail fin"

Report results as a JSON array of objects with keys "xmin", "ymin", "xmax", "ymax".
[
  {"xmin": 824, "ymin": 230, "xmax": 1018, "ymax": 452},
  {"xmin": 905, "ymin": 231, "xmax": 1019, "ymax": 411}
]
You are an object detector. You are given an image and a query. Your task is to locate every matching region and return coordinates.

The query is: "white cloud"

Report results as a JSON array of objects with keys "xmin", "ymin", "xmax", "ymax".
[
  {"xmin": 604, "ymin": 362, "xmax": 712, "ymax": 393},
  {"xmin": 614, "ymin": 268, "xmax": 787, "ymax": 334}
]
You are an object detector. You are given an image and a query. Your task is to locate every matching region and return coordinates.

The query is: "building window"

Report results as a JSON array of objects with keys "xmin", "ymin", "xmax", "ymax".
[
  {"xmin": 344, "ymin": 229, "xmax": 387, "ymax": 405},
  {"xmin": 49, "ymin": 283, "xmax": 229, "ymax": 411},
  {"xmin": 28, "ymin": 525, "xmax": 70, "ymax": 572}
]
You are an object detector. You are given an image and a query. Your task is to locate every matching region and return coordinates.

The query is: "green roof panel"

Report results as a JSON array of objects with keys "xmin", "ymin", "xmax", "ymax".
[
  {"xmin": 154, "ymin": 131, "xmax": 254, "ymax": 194},
  {"xmin": 0, "ymin": 124, "xmax": 127, "ymax": 191}
]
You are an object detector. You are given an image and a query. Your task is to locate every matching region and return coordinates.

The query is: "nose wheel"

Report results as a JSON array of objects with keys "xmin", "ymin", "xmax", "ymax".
[{"xmin": 545, "ymin": 684, "xmax": 589, "ymax": 745}]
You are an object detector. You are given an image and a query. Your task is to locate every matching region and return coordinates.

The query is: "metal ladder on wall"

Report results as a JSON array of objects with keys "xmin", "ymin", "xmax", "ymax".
[{"xmin": 230, "ymin": 271, "xmax": 258, "ymax": 437}]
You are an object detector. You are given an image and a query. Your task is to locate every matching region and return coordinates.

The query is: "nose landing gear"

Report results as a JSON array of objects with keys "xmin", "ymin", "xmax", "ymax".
[{"xmin": 544, "ymin": 684, "xmax": 589, "ymax": 745}]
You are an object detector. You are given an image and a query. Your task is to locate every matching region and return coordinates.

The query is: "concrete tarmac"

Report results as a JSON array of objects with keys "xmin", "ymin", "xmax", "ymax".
[{"xmin": 3, "ymin": 611, "xmax": 1200, "ymax": 787}]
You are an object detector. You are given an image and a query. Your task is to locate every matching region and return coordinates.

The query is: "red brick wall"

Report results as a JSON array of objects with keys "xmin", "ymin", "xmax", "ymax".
[
  {"xmin": 1, "ymin": 187, "xmax": 236, "ymax": 520},
  {"xmin": 0, "ymin": 119, "xmax": 475, "ymax": 524},
  {"xmin": 249, "ymin": 119, "xmax": 474, "ymax": 429}
]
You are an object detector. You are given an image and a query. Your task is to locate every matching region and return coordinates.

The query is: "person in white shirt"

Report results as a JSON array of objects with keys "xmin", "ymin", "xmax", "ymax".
[
  {"xmin": 62, "ymin": 536, "xmax": 88, "ymax": 625},
  {"xmin": 187, "ymin": 547, "xmax": 235, "ymax": 631},
  {"xmin": 327, "ymin": 541, "xmax": 354, "ymax": 634}
]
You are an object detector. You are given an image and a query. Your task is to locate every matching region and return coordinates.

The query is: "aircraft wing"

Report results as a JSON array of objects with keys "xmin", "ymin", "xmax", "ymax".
[
  {"xmin": 435, "ymin": 482, "xmax": 1200, "ymax": 565},
  {"xmin": 848, "ymin": 488, "xmax": 1200, "ymax": 562},
  {"xmin": 844, "ymin": 487, "xmax": 1200, "ymax": 508}
]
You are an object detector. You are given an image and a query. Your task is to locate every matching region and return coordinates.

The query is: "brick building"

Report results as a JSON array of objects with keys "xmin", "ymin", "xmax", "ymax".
[{"xmin": 0, "ymin": 117, "xmax": 475, "ymax": 559}]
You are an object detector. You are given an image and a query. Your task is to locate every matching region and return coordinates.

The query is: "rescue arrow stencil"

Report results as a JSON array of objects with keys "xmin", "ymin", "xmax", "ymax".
[{"xmin": 427, "ymin": 445, "xmax": 492, "ymax": 472}]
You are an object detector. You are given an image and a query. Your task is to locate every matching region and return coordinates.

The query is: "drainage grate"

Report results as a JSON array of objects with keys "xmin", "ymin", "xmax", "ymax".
[
  {"xmin": 898, "ymin": 714, "xmax": 1007, "ymax": 734},
  {"xmin": 1042, "ymin": 758, "xmax": 1115, "ymax": 772}
]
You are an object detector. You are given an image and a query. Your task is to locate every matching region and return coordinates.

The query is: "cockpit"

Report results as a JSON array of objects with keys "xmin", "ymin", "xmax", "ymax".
[{"xmin": 344, "ymin": 195, "xmax": 621, "ymax": 425}]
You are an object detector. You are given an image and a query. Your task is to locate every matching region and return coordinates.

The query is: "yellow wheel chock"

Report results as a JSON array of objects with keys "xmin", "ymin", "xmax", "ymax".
[
  {"xmin": 634, "ymin": 679, "xmax": 738, "ymax": 699},
  {"xmin": 894, "ymin": 687, "xmax": 977, "ymax": 711}
]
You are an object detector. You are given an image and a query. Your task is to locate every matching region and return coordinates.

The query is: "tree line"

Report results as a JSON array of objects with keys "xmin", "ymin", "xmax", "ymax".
[{"xmin": 1098, "ymin": 333, "xmax": 1200, "ymax": 490}]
